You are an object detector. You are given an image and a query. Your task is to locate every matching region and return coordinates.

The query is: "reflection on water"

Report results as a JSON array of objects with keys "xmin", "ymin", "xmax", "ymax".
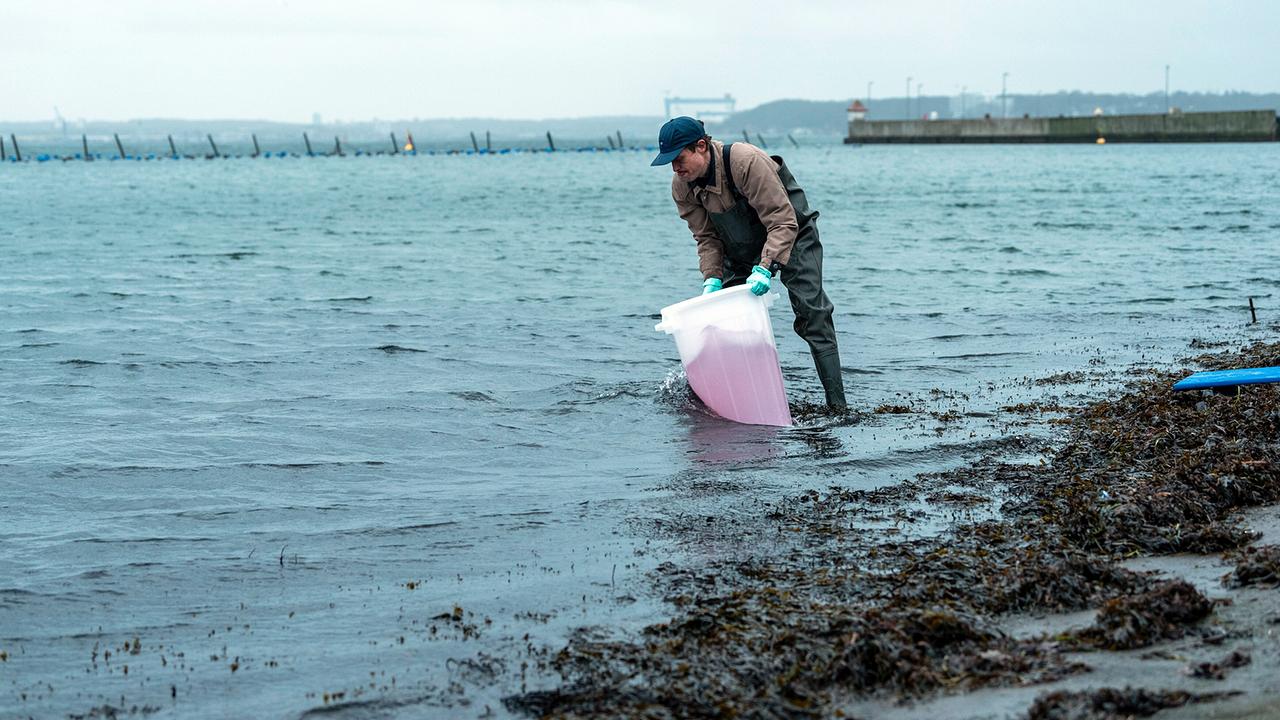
[{"xmin": 682, "ymin": 410, "xmax": 786, "ymax": 465}]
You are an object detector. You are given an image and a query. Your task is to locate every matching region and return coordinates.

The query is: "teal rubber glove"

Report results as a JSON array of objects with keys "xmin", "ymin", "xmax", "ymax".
[
  {"xmin": 747, "ymin": 265, "xmax": 771, "ymax": 296},
  {"xmin": 702, "ymin": 277, "xmax": 723, "ymax": 295}
]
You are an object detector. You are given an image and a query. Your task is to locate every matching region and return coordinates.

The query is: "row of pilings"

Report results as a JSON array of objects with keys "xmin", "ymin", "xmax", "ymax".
[{"xmin": 1, "ymin": 128, "xmax": 803, "ymax": 162}]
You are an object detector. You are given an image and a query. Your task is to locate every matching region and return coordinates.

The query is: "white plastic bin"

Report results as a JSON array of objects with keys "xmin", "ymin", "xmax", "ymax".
[{"xmin": 655, "ymin": 285, "xmax": 792, "ymax": 427}]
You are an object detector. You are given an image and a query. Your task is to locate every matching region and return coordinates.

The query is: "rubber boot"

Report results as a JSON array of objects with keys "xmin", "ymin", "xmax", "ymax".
[{"xmin": 814, "ymin": 350, "xmax": 847, "ymax": 411}]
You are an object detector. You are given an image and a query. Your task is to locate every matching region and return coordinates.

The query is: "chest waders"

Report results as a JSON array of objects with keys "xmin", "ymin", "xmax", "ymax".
[{"xmin": 706, "ymin": 144, "xmax": 847, "ymax": 410}]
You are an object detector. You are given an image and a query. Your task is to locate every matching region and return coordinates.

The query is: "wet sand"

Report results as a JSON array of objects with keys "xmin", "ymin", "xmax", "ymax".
[{"xmin": 505, "ymin": 341, "xmax": 1280, "ymax": 719}]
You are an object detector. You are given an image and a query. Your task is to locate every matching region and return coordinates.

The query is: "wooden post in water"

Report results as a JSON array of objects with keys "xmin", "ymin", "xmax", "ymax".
[
  {"xmin": 252, "ymin": 134, "xmax": 261, "ymax": 157},
  {"xmin": 0, "ymin": 135, "xmax": 6, "ymax": 161},
  {"xmin": 207, "ymin": 134, "xmax": 221, "ymax": 158},
  {"xmin": 607, "ymin": 135, "xmax": 616, "ymax": 150},
  {"xmin": 84, "ymin": 134, "xmax": 93, "ymax": 160},
  {"xmin": 617, "ymin": 130, "xmax": 624, "ymax": 148},
  {"xmin": 406, "ymin": 131, "xmax": 416, "ymax": 153},
  {"xmin": 113, "ymin": 133, "xmax": 126, "ymax": 159},
  {"xmin": 303, "ymin": 132, "xmax": 314, "ymax": 156},
  {"xmin": 546, "ymin": 131, "xmax": 556, "ymax": 152},
  {"xmin": 470, "ymin": 132, "xmax": 480, "ymax": 152},
  {"xmin": 1250, "ymin": 297, "xmax": 1258, "ymax": 324},
  {"xmin": 788, "ymin": 133, "xmax": 800, "ymax": 149},
  {"xmin": 756, "ymin": 133, "xmax": 768, "ymax": 149},
  {"xmin": 333, "ymin": 136, "xmax": 343, "ymax": 156},
  {"xmin": 742, "ymin": 129, "xmax": 750, "ymax": 143},
  {"xmin": 389, "ymin": 132, "xmax": 399, "ymax": 154},
  {"xmin": 167, "ymin": 135, "xmax": 178, "ymax": 157},
  {"xmin": 485, "ymin": 131, "xmax": 491, "ymax": 152},
  {"xmin": 10, "ymin": 134, "xmax": 21, "ymax": 161}
]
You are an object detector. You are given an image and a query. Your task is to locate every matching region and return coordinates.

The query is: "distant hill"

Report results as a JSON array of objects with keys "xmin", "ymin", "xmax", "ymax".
[{"xmin": 709, "ymin": 100, "xmax": 850, "ymax": 137}]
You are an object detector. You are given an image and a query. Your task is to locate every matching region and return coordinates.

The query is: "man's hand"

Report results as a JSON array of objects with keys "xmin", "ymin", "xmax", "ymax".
[
  {"xmin": 702, "ymin": 278, "xmax": 723, "ymax": 295},
  {"xmin": 747, "ymin": 266, "xmax": 771, "ymax": 296}
]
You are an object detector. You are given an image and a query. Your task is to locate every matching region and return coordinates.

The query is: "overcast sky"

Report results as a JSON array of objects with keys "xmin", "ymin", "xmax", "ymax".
[{"xmin": 2, "ymin": 0, "xmax": 1276, "ymax": 122}]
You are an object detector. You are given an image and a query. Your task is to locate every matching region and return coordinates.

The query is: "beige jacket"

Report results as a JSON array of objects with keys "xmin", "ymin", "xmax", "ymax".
[{"xmin": 671, "ymin": 139, "xmax": 798, "ymax": 280}]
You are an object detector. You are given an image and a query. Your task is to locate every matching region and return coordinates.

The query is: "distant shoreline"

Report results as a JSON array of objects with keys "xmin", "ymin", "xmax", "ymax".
[{"xmin": 5, "ymin": 90, "xmax": 1280, "ymax": 139}]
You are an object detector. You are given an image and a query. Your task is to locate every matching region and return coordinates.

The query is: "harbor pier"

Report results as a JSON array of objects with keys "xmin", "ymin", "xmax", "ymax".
[{"xmin": 845, "ymin": 109, "xmax": 1278, "ymax": 144}]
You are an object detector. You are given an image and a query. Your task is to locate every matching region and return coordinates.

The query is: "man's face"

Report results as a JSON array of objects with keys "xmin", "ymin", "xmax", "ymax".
[{"xmin": 671, "ymin": 140, "xmax": 710, "ymax": 181}]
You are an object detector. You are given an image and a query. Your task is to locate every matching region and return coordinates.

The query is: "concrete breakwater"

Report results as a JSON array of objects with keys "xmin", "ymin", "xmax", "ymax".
[{"xmin": 846, "ymin": 109, "xmax": 1278, "ymax": 144}]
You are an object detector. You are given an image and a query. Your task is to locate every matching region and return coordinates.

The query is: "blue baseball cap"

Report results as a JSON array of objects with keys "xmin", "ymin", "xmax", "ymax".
[{"xmin": 651, "ymin": 116, "xmax": 706, "ymax": 166}]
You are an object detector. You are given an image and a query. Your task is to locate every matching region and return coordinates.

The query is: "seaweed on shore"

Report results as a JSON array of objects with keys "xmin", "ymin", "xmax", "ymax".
[
  {"xmin": 507, "ymin": 591, "xmax": 1083, "ymax": 718},
  {"xmin": 505, "ymin": 341, "xmax": 1280, "ymax": 719},
  {"xmin": 1026, "ymin": 686, "xmax": 1241, "ymax": 720},
  {"xmin": 1066, "ymin": 580, "xmax": 1215, "ymax": 650},
  {"xmin": 1185, "ymin": 649, "xmax": 1251, "ymax": 680},
  {"xmin": 1223, "ymin": 545, "xmax": 1280, "ymax": 588},
  {"xmin": 1024, "ymin": 362, "xmax": 1280, "ymax": 555}
]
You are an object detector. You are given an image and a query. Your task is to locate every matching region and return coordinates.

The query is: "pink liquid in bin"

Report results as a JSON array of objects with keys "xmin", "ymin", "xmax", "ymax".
[{"xmin": 684, "ymin": 326, "xmax": 793, "ymax": 427}]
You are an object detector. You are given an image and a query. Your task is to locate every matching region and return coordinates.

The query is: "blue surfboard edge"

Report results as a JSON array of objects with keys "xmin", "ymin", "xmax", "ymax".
[{"xmin": 1172, "ymin": 365, "xmax": 1280, "ymax": 391}]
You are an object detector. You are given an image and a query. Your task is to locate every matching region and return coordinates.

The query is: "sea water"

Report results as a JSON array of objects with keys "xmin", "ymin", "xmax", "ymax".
[{"xmin": 2, "ymin": 143, "xmax": 1279, "ymax": 717}]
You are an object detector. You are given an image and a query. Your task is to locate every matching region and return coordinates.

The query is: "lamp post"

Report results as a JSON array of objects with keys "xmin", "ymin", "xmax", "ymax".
[
  {"xmin": 905, "ymin": 76, "xmax": 912, "ymax": 119},
  {"xmin": 1001, "ymin": 72, "xmax": 1009, "ymax": 118},
  {"xmin": 1165, "ymin": 64, "xmax": 1170, "ymax": 113}
]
